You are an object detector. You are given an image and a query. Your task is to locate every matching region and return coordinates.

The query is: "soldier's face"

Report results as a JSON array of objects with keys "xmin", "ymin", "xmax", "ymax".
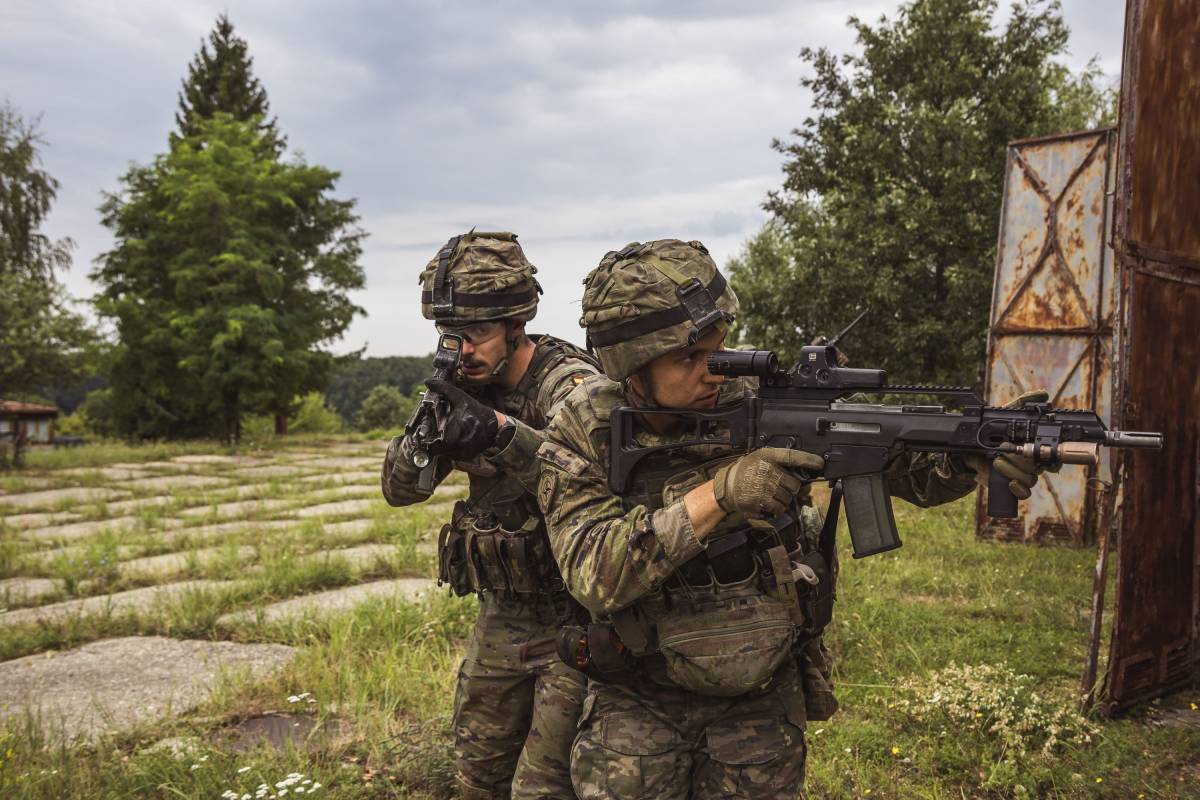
[
  {"xmin": 446, "ymin": 320, "xmax": 513, "ymax": 383},
  {"xmin": 635, "ymin": 327, "xmax": 727, "ymax": 409}
]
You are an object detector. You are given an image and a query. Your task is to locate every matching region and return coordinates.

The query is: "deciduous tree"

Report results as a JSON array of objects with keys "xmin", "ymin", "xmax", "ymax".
[{"xmin": 730, "ymin": 0, "xmax": 1114, "ymax": 385}]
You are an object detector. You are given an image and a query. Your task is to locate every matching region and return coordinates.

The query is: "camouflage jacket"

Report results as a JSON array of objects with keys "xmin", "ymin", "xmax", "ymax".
[
  {"xmin": 382, "ymin": 335, "xmax": 599, "ymax": 512},
  {"xmin": 536, "ymin": 375, "xmax": 979, "ymax": 617}
]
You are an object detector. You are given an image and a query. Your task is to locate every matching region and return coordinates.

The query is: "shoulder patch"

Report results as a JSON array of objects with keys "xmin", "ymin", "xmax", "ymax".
[
  {"xmin": 572, "ymin": 373, "xmax": 586, "ymax": 386},
  {"xmin": 536, "ymin": 441, "xmax": 591, "ymax": 476}
]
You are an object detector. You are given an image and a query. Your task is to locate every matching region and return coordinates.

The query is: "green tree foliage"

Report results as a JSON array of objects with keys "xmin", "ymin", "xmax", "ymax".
[
  {"xmin": 325, "ymin": 354, "xmax": 431, "ymax": 422},
  {"xmin": 0, "ymin": 103, "xmax": 96, "ymax": 398},
  {"xmin": 93, "ymin": 114, "xmax": 365, "ymax": 441},
  {"xmin": 175, "ymin": 14, "xmax": 282, "ymax": 152},
  {"xmin": 729, "ymin": 0, "xmax": 1115, "ymax": 386},
  {"xmin": 356, "ymin": 384, "xmax": 417, "ymax": 432}
]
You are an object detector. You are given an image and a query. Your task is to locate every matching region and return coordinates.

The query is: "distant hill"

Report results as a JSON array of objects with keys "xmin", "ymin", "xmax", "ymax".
[{"xmin": 326, "ymin": 354, "xmax": 432, "ymax": 422}]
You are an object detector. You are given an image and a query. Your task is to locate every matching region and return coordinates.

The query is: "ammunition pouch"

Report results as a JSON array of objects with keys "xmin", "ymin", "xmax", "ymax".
[{"xmin": 437, "ymin": 499, "xmax": 562, "ymax": 598}]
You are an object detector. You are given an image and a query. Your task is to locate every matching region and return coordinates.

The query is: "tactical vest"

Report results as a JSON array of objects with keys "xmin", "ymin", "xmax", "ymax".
[
  {"xmin": 437, "ymin": 335, "xmax": 598, "ymax": 600},
  {"xmin": 573, "ymin": 379, "xmax": 834, "ymax": 698}
]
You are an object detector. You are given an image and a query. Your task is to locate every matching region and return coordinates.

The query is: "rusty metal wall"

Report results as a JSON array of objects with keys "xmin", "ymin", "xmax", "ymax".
[
  {"xmin": 1101, "ymin": 0, "xmax": 1200, "ymax": 714},
  {"xmin": 977, "ymin": 128, "xmax": 1116, "ymax": 544}
]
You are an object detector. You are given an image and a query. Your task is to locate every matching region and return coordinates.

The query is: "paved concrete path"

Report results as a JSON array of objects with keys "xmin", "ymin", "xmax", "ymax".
[
  {"xmin": 217, "ymin": 578, "xmax": 434, "ymax": 627},
  {"xmin": 0, "ymin": 580, "xmax": 236, "ymax": 628},
  {"xmin": 0, "ymin": 636, "xmax": 295, "ymax": 742}
]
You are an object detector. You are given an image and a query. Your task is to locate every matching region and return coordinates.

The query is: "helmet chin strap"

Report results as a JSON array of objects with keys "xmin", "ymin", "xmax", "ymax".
[{"xmin": 488, "ymin": 320, "xmax": 519, "ymax": 379}]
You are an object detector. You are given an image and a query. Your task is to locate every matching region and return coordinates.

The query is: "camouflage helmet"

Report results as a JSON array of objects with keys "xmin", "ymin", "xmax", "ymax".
[
  {"xmin": 419, "ymin": 231, "xmax": 542, "ymax": 323},
  {"xmin": 580, "ymin": 239, "xmax": 738, "ymax": 381}
]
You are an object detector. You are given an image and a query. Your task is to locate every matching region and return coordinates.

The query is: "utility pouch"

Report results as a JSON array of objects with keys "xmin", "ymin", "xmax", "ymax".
[
  {"xmin": 555, "ymin": 622, "xmax": 639, "ymax": 683},
  {"xmin": 655, "ymin": 574, "xmax": 796, "ymax": 697},
  {"xmin": 436, "ymin": 501, "xmax": 474, "ymax": 597}
]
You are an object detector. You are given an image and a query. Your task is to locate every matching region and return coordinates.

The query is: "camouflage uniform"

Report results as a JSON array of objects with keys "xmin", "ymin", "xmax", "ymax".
[
  {"xmin": 382, "ymin": 232, "xmax": 598, "ymax": 800},
  {"xmin": 534, "ymin": 240, "xmax": 978, "ymax": 799}
]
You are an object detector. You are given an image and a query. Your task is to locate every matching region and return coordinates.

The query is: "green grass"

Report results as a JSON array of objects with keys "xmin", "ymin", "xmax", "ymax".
[{"xmin": 1, "ymin": 442, "xmax": 1196, "ymax": 799}]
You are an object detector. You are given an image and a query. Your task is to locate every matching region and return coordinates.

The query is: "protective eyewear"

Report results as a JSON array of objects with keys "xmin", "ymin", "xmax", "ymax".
[{"xmin": 435, "ymin": 320, "xmax": 506, "ymax": 345}]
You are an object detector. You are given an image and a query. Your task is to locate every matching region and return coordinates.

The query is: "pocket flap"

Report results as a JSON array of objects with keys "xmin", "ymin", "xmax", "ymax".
[
  {"xmin": 705, "ymin": 714, "xmax": 787, "ymax": 766},
  {"xmin": 600, "ymin": 711, "xmax": 679, "ymax": 756}
]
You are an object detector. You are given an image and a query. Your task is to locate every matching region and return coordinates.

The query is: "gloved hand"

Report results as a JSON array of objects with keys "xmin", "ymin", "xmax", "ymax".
[
  {"xmin": 712, "ymin": 447, "xmax": 824, "ymax": 519},
  {"xmin": 964, "ymin": 389, "xmax": 1061, "ymax": 498},
  {"xmin": 424, "ymin": 378, "xmax": 499, "ymax": 458}
]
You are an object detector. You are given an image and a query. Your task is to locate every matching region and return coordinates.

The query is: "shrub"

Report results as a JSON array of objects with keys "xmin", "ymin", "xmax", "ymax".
[
  {"xmin": 356, "ymin": 384, "xmax": 415, "ymax": 432},
  {"xmin": 288, "ymin": 392, "xmax": 345, "ymax": 434}
]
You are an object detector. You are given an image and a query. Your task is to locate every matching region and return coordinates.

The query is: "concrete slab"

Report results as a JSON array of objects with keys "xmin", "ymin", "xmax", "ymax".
[
  {"xmin": 231, "ymin": 464, "xmax": 316, "ymax": 479},
  {"xmin": 0, "ymin": 579, "xmax": 235, "ymax": 627},
  {"xmin": 0, "ymin": 487, "xmax": 130, "ymax": 510},
  {"xmin": 0, "ymin": 636, "xmax": 295, "ymax": 742},
  {"xmin": 305, "ymin": 543, "xmax": 398, "ymax": 571},
  {"xmin": 2, "ymin": 510, "xmax": 80, "ymax": 530},
  {"xmin": 20, "ymin": 515, "xmax": 185, "ymax": 543},
  {"xmin": 58, "ymin": 466, "xmax": 152, "ymax": 481},
  {"xmin": 100, "ymin": 496, "xmax": 177, "ymax": 515},
  {"xmin": 134, "ymin": 461, "xmax": 199, "ymax": 472},
  {"xmin": 293, "ymin": 498, "xmax": 378, "ymax": 519},
  {"xmin": 296, "ymin": 457, "xmax": 379, "ymax": 470},
  {"xmin": 161, "ymin": 519, "xmax": 297, "ymax": 547},
  {"xmin": 296, "ymin": 470, "xmax": 378, "ymax": 486},
  {"xmin": 170, "ymin": 454, "xmax": 241, "ymax": 465},
  {"xmin": 122, "ymin": 475, "xmax": 231, "ymax": 492},
  {"xmin": 318, "ymin": 519, "xmax": 375, "ymax": 539},
  {"xmin": 178, "ymin": 498, "xmax": 296, "ymax": 520},
  {"xmin": 0, "ymin": 477, "xmax": 55, "ymax": 493},
  {"xmin": 117, "ymin": 546, "xmax": 258, "ymax": 581},
  {"xmin": 217, "ymin": 578, "xmax": 434, "ymax": 627},
  {"xmin": 0, "ymin": 577, "xmax": 63, "ymax": 605}
]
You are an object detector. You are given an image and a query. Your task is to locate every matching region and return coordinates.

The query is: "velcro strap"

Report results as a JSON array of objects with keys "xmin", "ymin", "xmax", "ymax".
[
  {"xmin": 587, "ymin": 270, "xmax": 728, "ymax": 347},
  {"xmin": 431, "ymin": 235, "xmax": 463, "ymax": 316}
]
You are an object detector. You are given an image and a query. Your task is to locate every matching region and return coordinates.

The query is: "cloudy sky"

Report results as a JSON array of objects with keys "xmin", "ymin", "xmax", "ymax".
[{"xmin": 4, "ymin": 0, "xmax": 1124, "ymax": 357}]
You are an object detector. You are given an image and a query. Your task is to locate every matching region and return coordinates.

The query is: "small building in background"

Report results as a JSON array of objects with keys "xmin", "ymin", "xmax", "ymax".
[{"xmin": 0, "ymin": 400, "xmax": 59, "ymax": 444}]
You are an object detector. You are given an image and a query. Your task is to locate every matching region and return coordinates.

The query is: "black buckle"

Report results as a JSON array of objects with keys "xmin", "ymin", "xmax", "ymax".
[{"xmin": 676, "ymin": 277, "xmax": 728, "ymax": 344}]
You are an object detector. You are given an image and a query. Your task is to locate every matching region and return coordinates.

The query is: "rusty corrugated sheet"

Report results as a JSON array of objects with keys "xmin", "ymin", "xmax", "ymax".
[
  {"xmin": 976, "ymin": 128, "xmax": 1116, "ymax": 544},
  {"xmin": 1100, "ymin": 0, "xmax": 1200, "ymax": 714}
]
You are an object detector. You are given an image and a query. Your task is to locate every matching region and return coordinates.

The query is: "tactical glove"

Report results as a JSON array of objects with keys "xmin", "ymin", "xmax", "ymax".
[
  {"xmin": 424, "ymin": 379, "xmax": 499, "ymax": 458},
  {"xmin": 712, "ymin": 447, "xmax": 825, "ymax": 519},
  {"xmin": 965, "ymin": 389, "xmax": 1061, "ymax": 499}
]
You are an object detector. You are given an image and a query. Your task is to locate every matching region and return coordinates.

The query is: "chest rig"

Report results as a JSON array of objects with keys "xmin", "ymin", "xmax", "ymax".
[
  {"xmin": 563, "ymin": 386, "xmax": 835, "ymax": 697},
  {"xmin": 437, "ymin": 336, "xmax": 598, "ymax": 601}
]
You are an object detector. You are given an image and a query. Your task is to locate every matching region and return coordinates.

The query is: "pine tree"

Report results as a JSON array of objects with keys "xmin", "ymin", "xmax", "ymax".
[{"xmin": 175, "ymin": 13, "xmax": 283, "ymax": 152}]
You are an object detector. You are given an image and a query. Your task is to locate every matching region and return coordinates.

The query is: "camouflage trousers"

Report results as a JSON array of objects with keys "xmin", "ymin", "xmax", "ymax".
[
  {"xmin": 453, "ymin": 592, "xmax": 586, "ymax": 800},
  {"xmin": 570, "ymin": 660, "xmax": 808, "ymax": 800}
]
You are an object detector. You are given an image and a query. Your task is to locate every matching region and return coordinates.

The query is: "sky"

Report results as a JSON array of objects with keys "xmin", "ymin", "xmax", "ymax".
[{"xmin": 3, "ymin": 0, "xmax": 1126, "ymax": 357}]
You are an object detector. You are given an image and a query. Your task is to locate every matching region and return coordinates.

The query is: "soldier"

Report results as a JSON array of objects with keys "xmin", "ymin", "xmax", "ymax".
[
  {"xmin": 382, "ymin": 231, "xmax": 599, "ymax": 800},
  {"xmin": 535, "ymin": 239, "xmax": 1045, "ymax": 799}
]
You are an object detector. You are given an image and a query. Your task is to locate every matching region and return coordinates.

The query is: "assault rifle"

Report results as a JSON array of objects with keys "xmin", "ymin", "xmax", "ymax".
[
  {"xmin": 609, "ymin": 345, "xmax": 1162, "ymax": 559},
  {"xmin": 406, "ymin": 332, "xmax": 464, "ymax": 492}
]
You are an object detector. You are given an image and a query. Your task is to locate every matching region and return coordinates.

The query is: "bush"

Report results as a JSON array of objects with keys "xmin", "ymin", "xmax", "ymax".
[
  {"xmin": 894, "ymin": 662, "xmax": 1099, "ymax": 781},
  {"xmin": 288, "ymin": 392, "xmax": 345, "ymax": 434},
  {"xmin": 356, "ymin": 384, "xmax": 416, "ymax": 432},
  {"xmin": 77, "ymin": 388, "xmax": 116, "ymax": 437}
]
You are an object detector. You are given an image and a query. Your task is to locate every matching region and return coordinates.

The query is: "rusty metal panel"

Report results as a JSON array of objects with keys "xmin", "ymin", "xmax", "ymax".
[
  {"xmin": 1101, "ymin": 0, "xmax": 1200, "ymax": 714},
  {"xmin": 1124, "ymin": 0, "xmax": 1200, "ymax": 267},
  {"xmin": 977, "ymin": 129, "xmax": 1116, "ymax": 544}
]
